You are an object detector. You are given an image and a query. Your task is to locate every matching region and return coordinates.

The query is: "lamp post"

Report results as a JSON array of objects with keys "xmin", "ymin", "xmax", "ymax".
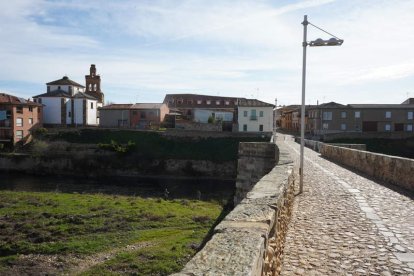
[{"xmin": 299, "ymin": 15, "xmax": 343, "ymax": 194}]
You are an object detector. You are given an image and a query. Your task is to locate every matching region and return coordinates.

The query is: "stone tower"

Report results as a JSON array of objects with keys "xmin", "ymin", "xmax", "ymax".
[{"xmin": 85, "ymin": 64, "xmax": 104, "ymax": 104}]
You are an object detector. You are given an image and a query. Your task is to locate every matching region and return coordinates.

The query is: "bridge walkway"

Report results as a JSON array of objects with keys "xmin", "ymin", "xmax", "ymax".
[{"xmin": 279, "ymin": 135, "xmax": 414, "ymax": 275}]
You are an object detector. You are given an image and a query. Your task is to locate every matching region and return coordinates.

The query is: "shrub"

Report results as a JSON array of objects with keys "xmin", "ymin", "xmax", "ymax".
[
  {"xmin": 32, "ymin": 127, "xmax": 48, "ymax": 137},
  {"xmin": 31, "ymin": 140, "xmax": 49, "ymax": 156}
]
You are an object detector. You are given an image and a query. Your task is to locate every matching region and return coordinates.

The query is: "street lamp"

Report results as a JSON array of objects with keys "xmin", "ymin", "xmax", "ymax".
[{"xmin": 299, "ymin": 15, "xmax": 343, "ymax": 194}]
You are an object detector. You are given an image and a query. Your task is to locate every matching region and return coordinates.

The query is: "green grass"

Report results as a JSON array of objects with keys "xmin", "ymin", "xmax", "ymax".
[
  {"xmin": 0, "ymin": 191, "xmax": 226, "ymax": 275},
  {"xmin": 44, "ymin": 129, "xmax": 268, "ymax": 161},
  {"xmin": 330, "ymin": 137, "xmax": 414, "ymax": 159}
]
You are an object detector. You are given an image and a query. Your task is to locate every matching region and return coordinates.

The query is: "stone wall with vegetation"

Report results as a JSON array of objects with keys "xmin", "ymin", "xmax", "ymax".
[
  {"xmin": 320, "ymin": 144, "xmax": 414, "ymax": 192},
  {"xmin": 173, "ymin": 142, "xmax": 296, "ymax": 275},
  {"xmin": 0, "ymin": 152, "xmax": 236, "ymax": 179}
]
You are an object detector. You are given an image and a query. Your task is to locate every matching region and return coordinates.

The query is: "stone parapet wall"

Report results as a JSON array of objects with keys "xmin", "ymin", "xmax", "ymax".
[
  {"xmin": 323, "ymin": 131, "xmax": 414, "ymax": 141},
  {"xmin": 319, "ymin": 144, "xmax": 414, "ymax": 192},
  {"xmin": 235, "ymin": 142, "xmax": 279, "ymax": 204},
  {"xmin": 294, "ymin": 137, "xmax": 366, "ymax": 152},
  {"xmin": 172, "ymin": 140, "xmax": 295, "ymax": 276},
  {"xmin": 173, "ymin": 161, "xmax": 295, "ymax": 275}
]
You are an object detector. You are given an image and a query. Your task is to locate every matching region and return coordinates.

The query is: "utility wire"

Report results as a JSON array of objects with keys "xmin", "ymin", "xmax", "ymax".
[{"xmin": 308, "ymin": 22, "xmax": 341, "ymax": 39}]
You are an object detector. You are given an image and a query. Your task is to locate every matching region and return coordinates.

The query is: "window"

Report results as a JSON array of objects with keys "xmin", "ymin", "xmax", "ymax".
[
  {"xmin": 322, "ymin": 112, "xmax": 332, "ymax": 120},
  {"xmin": 16, "ymin": 130, "xmax": 23, "ymax": 139},
  {"xmin": 216, "ymin": 100, "xmax": 220, "ymax": 105},
  {"xmin": 322, "ymin": 123, "xmax": 329, "ymax": 129},
  {"xmin": 355, "ymin": 111, "xmax": 360, "ymax": 118},
  {"xmin": 206, "ymin": 100, "xmax": 211, "ymax": 105},
  {"xmin": 385, "ymin": 124, "xmax": 391, "ymax": 131},
  {"xmin": 408, "ymin": 112, "xmax": 413, "ymax": 120},
  {"xmin": 90, "ymin": 102, "xmax": 94, "ymax": 109},
  {"xmin": 197, "ymin": 100, "xmax": 202, "ymax": 104},
  {"xmin": 29, "ymin": 107, "xmax": 33, "ymax": 112},
  {"xmin": 225, "ymin": 101, "xmax": 230, "ymax": 105},
  {"xmin": 395, "ymin": 123, "xmax": 404, "ymax": 132},
  {"xmin": 341, "ymin": 123, "xmax": 346, "ymax": 130},
  {"xmin": 16, "ymin": 106, "xmax": 23, "ymax": 114},
  {"xmin": 47, "ymin": 86, "xmax": 51, "ymax": 93},
  {"xmin": 68, "ymin": 111, "xmax": 71, "ymax": 118},
  {"xmin": 28, "ymin": 118, "xmax": 33, "ymax": 125},
  {"xmin": 132, "ymin": 111, "xmax": 137, "ymax": 115},
  {"xmin": 341, "ymin": 111, "xmax": 347, "ymax": 118},
  {"xmin": 251, "ymin": 109, "xmax": 257, "ymax": 120},
  {"xmin": 259, "ymin": 111, "xmax": 264, "ymax": 117},
  {"xmin": 38, "ymin": 98, "xmax": 42, "ymax": 104},
  {"xmin": 140, "ymin": 111, "xmax": 146, "ymax": 118},
  {"xmin": 16, "ymin": 118, "xmax": 23, "ymax": 127},
  {"xmin": 259, "ymin": 125, "xmax": 263, "ymax": 131},
  {"xmin": 243, "ymin": 111, "xmax": 248, "ymax": 117},
  {"xmin": 243, "ymin": 124, "xmax": 247, "ymax": 131},
  {"xmin": 408, "ymin": 124, "xmax": 413, "ymax": 131},
  {"xmin": 385, "ymin": 111, "xmax": 391, "ymax": 118}
]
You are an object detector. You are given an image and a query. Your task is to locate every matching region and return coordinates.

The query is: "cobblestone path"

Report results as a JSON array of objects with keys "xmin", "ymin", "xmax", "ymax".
[{"xmin": 279, "ymin": 135, "xmax": 414, "ymax": 276}]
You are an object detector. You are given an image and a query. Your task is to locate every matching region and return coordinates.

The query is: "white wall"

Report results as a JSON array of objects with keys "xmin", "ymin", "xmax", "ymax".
[
  {"xmin": 48, "ymin": 85, "xmax": 85, "ymax": 94},
  {"xmin": 65, "ymin": 99, "xmax": 71, "ymax": 125},
  {"xmin": 74, "ymin": 99, "xmax": 84, "ymax": 125},
  {"xmin": 87, "ymin": 99, "xmax": 98, "ymax": 125},
  {"xmin": 237, "ymin": 106, "xmax": 273, "ymax": 132},
  {"xmin": 41, "ymin": 97, "xmax": 64, "ymax": 124}
]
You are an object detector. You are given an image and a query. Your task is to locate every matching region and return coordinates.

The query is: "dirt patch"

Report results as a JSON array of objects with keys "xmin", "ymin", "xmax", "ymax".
[{"xmin": 4, "ymin": 241, "xmax": 152, "ymax": 275}]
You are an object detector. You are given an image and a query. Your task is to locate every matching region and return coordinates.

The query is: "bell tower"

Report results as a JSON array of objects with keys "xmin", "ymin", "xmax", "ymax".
[{"xmin": 85, "ymin": 64, "xmax": 104, "ymax": 104}]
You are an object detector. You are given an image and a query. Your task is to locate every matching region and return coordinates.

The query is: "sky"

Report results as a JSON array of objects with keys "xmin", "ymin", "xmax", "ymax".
[{"xmin": 0, "ymin": 0, "xmax": 413, "ymax": 106}]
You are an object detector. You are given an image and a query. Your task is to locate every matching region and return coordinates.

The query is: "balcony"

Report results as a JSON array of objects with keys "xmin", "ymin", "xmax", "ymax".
[{"xmin": 250, "ymin": 116, "xmax": 257, "ymax": 121}]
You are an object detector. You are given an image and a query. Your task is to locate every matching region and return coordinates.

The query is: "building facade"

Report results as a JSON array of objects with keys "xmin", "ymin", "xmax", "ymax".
[
  {"xmin": 99, "ymin": 103, "xmax": 169, "ymax": 129},
  {"xmin": 237, "ymin": 99, "xmax": 274, "ymax": 133},
  {"xmin": 33, "ymin": 65, "xmax": 104, "ymax": 126},
  {"xmin": 0, "ymin": 93, "xmax": 43, "ymax": 144},
  {"xmin": 306, "ymin": 101, "xmax": 414, "ymax": 135}
]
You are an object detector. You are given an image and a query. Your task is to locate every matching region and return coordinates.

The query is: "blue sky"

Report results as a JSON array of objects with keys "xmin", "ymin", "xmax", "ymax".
[{"xmin": 0, "ymin": 0, "xmax": 413, "ymax": 106}]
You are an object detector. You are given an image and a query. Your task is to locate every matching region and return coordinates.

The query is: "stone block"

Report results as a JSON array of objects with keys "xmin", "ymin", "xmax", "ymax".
[{"xmin": 178, "ymin": 229, "xmax": 266, "ymax": 276}]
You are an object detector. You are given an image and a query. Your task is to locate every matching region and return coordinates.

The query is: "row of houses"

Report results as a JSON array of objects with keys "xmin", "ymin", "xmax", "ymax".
[
  {"xmin": 276, "ymin": 99, "xmax": 414, "ymax": 136},
  {"xmin": 0, "ymin": 64, "xmax": 275, "ymax": 145},
  {"xmin": 99, "ymin": 94, "xmax": 275, "ymax": 133}
]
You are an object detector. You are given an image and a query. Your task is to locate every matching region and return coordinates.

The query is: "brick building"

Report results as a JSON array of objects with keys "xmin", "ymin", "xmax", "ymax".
[
  {"xmin": 0, "ymin": 93, "xmax": 43, "ymax": 145},
  {"xmin": 99, "ymin": 103, "xmax": 169, "ymax": 129}
]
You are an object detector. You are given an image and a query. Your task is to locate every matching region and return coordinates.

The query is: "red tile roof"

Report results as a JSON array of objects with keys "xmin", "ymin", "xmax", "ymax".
[{"xmin": 0, "ymin": 93, "xmax": 41, "ymax": 106}]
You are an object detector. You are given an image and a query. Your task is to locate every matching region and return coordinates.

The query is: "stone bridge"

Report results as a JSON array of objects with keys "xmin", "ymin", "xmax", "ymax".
[{"xmin": 174, "ymin": 134, "xmax": 414, "ymax": 275}]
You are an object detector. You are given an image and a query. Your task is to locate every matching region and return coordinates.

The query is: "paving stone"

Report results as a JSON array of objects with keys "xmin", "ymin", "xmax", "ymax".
[{"xmin": 278, "ymin": 135, "xmax": 414, "ymax": 276}]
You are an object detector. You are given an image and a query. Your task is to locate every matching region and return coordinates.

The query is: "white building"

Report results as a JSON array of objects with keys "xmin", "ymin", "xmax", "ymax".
[
  {"xmin": 237, "ymin": 99, "xmax": 274, "ymax": 133},
  {"xmin": 33, "ymin": 65, "xmax": 105, "ymax": 126}
]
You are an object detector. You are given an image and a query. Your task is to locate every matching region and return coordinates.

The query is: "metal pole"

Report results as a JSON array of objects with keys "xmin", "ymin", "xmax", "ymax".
[{"xmin": 299, "ymin": 15, "xmax": 308, "ymax": 194}]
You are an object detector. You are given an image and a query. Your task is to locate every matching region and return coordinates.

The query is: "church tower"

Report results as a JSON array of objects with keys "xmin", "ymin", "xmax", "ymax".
[{"xmin": 85, "ymin": 64, "xmax": 104, "ymax": 104}]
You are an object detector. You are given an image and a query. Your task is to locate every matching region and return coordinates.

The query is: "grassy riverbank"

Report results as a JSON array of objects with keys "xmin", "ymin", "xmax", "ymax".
[{"xmin": 0, "ymin": 191, "xmax": 226, "ymax": 275}]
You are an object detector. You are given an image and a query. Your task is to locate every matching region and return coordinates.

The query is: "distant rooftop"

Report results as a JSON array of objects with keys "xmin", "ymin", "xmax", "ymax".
[
  {"xmin": 0, "ymin": 93, "xmax": 41, "ymax": 106},
  {"xmin": 46, "ymin": 76, "xmax": 85, "ymax": 88}
]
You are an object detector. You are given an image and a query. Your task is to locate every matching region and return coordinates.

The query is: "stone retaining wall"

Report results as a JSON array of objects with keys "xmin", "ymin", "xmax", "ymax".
[
  {"xmin": 319, "ymin": 144, "xmax": 414, "ymax": 192},
  {"xmin": 0, "ymin": 153, "xmax": 236, "ymax": 179},
  {"xmin": 173, "ymin": 142, "xmax": 296, "ymax": 276}
]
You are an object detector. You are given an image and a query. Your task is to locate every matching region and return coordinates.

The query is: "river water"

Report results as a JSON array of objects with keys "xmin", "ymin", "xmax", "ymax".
[{"xmin": 0, "ymin": 173, "xmax": 235, "ymax": 201}]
